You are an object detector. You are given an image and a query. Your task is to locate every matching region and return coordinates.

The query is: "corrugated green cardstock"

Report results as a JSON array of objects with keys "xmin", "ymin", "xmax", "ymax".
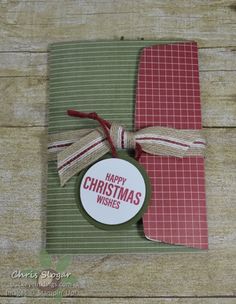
[{"xmin": 47, "ymin": 40, "xmax": 197, "ymax": 254}]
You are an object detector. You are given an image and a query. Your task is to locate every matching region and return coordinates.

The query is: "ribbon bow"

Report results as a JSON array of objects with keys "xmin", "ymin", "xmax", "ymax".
[{"xmin": 48, "ymin": 110, "xmax": 206, "ymax": 186}]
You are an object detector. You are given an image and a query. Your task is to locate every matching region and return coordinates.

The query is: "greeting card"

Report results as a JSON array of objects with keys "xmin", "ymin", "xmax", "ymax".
[{"xmin": 46, "ymin": 40, "xmax": 208, "ymax": 254}]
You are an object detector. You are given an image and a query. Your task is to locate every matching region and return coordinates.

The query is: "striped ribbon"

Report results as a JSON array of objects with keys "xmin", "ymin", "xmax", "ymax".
[{"xmin": 48, "ymin": 124, "xmax": 206, "ymax": 186}]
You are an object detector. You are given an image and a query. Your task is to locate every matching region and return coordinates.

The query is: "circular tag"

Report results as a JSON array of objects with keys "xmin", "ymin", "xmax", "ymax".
[{"xmin": 75, "ymin": 152, "xmax": 151, "ymax": 230}]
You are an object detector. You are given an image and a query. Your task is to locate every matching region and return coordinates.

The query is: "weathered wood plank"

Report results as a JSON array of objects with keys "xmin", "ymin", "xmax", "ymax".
[
  {"xmin": 1, "ymin": 297, "xmax": 236, "ymax": 304},
  {"xmin": 0, "ymin": 53, "xmax": 46, "ymax": 77},
  {"xmin": 0, "ymin": 77, "xmax": 47, "ymax": 127},
  {"xmin": 201, "ymin": 71, "xmax": 236, "ymax": 127},
  {"xmin": 0, "ymin": 128, "xmax": 235, "ymax": 296},
  {"xmin": 1, "ymin": 70, "xmax": 235, "ymax": 127},
  {"xmin": 199, "ymin": 48, "xmax": 236, "ymax": 71},
  {"xmin": 0, "ymin": 250, "xmax": 236, "ymax": 297},
  {"xmin": 0, "ymin": 0, "xmax": 236, "ymax": 51}
]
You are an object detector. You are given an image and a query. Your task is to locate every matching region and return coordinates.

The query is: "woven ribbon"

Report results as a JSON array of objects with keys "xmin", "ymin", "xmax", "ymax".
[{"xmin": 48, "ymin": 122, "xmax": 206, "ymax": 186}]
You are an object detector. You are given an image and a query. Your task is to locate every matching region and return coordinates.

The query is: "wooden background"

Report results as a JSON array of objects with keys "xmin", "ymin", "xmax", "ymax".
[{"xmin": 0, "ymin": 0, "xmax": 236, "ymax": 303}]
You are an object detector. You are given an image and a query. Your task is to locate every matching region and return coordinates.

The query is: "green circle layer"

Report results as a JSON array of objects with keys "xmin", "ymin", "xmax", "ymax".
[{"xmin": 75, "ymin": 151, "xmax": 152, "ymax": 230}]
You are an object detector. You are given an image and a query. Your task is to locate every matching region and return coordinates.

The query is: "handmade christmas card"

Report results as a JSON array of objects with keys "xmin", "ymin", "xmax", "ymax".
[{"xmin": 46, "ymin": 40, "xmax": 208, "ymax": 254}]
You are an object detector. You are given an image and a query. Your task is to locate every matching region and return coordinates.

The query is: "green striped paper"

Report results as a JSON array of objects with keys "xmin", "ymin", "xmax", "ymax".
[{"xmin": 47, "ymin": 40, "xmax": 197, "ymax": 254}]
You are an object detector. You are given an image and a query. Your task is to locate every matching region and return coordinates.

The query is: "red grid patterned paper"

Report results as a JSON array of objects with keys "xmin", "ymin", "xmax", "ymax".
[{"xmin": 135, "ymin": 42, "xmax": 208, "ymax": 249}]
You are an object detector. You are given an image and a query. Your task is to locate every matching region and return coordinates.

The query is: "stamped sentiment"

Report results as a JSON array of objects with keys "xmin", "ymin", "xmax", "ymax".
[{"xmin": 77, "ymin": 156, "xmax": 150, "ymax": 228}]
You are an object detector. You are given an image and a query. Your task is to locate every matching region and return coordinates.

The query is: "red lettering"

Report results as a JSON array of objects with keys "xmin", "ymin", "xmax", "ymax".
[
  {"xmin": 105, "ymin": 173, "xmax": 111, "ymax": 181},
  {"xmin": 105, "ymin": 183, "xmax": 114, "ymax": 196},
  {"xmin": 89, "ymin": 178, "xmax": 98, "ymax": 191},
  {"xmin": 96, "ymin": 195, "xmax": 120, "ymax": 210},
  {"xmin": 126, "ymin": 190, "xmax": 134, "ymax": 203},
  {"xmin": 112, "ymin": 185, "xmax": 120, "ymax": 198},
  {"xmin": 102, "ymin": 181, "xmax": 108, "ymax": 195},
  {"xmin": 117, "ymin": 187, "xmax": 128, "ymax": 201},
  {"xmin": 83, "ymin": 176, "xmax": 91, "ymax": 189},
  {"xmin": 97, "ymin": 194, "xmax": 103, "ymax": 204},
  {"xmin": 133, "ymin": 192, "xmax": 142, "ymax": 205},
  {"xmin": 96, "ymin": 180, "xmax": 104, "ymax": 193}
]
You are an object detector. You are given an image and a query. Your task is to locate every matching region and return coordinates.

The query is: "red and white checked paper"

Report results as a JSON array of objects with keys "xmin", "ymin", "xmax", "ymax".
[{"xmin": 135, "ymin": 42, "xmax": 208, "ymax": 249}]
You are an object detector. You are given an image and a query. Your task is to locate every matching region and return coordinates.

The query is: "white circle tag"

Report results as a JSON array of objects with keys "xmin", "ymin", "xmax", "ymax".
[{"xmin": 76, "ymin": 154, "xmax": 151, "ymax": 229}]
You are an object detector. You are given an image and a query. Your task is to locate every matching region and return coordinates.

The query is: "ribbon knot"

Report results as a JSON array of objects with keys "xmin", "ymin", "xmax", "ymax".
[
  {"xmin": 109, "ymin": 124, "xmax": 136, "ymax": 150},
  {"xmin": 48, "ymin": 110, "xmax": 206, "ymax": 186}
]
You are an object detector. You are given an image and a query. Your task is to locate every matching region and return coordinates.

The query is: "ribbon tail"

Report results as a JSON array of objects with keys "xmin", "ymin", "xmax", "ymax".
[
  {"xmin": 135, "ymin": 127, "xmax": 206, "ymax": 158},
  {"xmin": 57, "ymin": 129, "xmax": 110, "ymax": 186},
  {"xmin": 48, "ymin": 129, "xmax": 94, "ymax": 161}
]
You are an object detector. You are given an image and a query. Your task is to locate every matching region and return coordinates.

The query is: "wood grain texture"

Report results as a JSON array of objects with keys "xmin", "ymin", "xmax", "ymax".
[
  {"xmin": 0, "ymin": 77, "xmax": 47, "ymax": 127},
  {"xmin": 1, "ymin": 298, "xmax": 236, "ymax": 304},
  {"xmin": 0, "ymin": 0, "xmax": 235, "ymax": 301},
  {"xmin": 1, "ymin": 250, "xmax": 236, "ymax": 297},
  {"xmin": 0, "ymin": 128, "xmax": 236, "ymax": 297},
  {"xmin": 0, "ymin": 0, "xmax": 236, "ymax": 51}
]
